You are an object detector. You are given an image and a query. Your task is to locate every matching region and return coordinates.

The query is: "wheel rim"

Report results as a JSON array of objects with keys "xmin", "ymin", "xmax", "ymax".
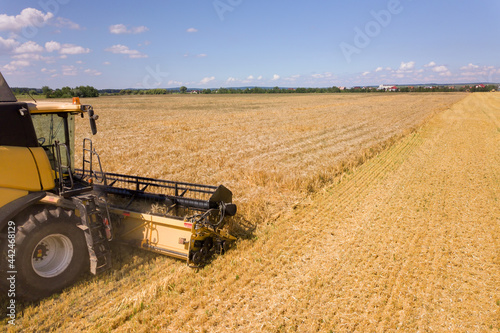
[{"xmin": 32, "ymin": 234, "xmax": 74, "ymax": 278}]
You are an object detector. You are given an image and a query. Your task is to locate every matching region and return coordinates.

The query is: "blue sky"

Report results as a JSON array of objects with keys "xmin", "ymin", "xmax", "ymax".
[{"xmin": 1, "ymin": 0, "xmax": 499, "ymax": 89}]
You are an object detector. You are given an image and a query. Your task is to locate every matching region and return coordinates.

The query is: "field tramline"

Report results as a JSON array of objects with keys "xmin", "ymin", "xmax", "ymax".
[
  {"xmin": 75, "ymin": 93, "xmax": 465, "ymax": 225},
  {"xmin": 5, "ymin": 92, "xmax": 500, "ymax": 332}
]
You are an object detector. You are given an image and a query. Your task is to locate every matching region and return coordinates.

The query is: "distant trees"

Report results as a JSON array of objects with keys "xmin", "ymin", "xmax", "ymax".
[
  {"xmin": 44, "ymin": 85, "xmax": 99, "ymax": 98},
  {"xmin": 15, "ymin": 83, "xmax": 498, "ymax": 98},
  {"xmin": 42, "ymin": 86, "xmax": 51, "ymax": 96},
  {"xmin": 217, "ymin": 87, "xmax": 230, "ymax": 94},
  {"xmin": 12, "ymin": 87, "xmax": 42, "ymax": 95},
  {"xmin": 211, "ymin": 86, "xmax": 344, "ymax": 94},
  {"xmin": 117, "ymin": 88, "xmax": 169, "ymax": 95}
]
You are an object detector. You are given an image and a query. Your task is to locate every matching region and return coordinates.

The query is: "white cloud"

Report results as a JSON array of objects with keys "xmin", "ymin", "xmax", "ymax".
[
  {"xmin": 132, "ymin": 26, "xmax": 148, "ymax": 34},
  {"xmin": 360, "ymin": 61, "xmax": 457, "ymax": 84},
  {"xmin": 60, "ymin": 44, "xmax": 90, "ymax": 55},
  {"xmin": 45, "ymin": 41, "xmax": 90, "ymax": 55},
  {"xmin": 84, "ymin": 69, "xmax": 102, "ymax": 76},
  {"xmin": 12, "ymin": 53, "xmax": 51, "ymax": 62},
  {"xmin": 186, "ymin": 28, "xmax": 198, "ymax": 33},
  {"xmin": 398, "ymin": 61, "xmax": 415, "ymax": 71},
  {"xmin": 55, "ymin": 17, "xmax": 81, "ymax": 30},
  {"xmin": 62, "ymin": 65, "xmax": 77, "ymax": 76},
  {"xmin": 457, "ymin": 63, "xmax": 499, "ymax": 82},
  {"xmin": 10, "ymin": 60, "xmax": 30, "ymax": 67},
  {"xmin": 139, "ymin": 40, "xmax": 151, "ymax": 47},
  {"xmin": 41, "ymin": 68, "xmax": 56, "ymax": 74},
  {"xmin": 109, "ymin": 24, "xmax": 148, "ymax": 34},
  {"xmin": 271, "ymin": 74, "xmax": 280, "ymax": 81},
  {"xmin": 105, "ymin": 44, "xmax": 148, "ymax": 58},
  {"xmin": 311, "ymin": 73, "xmax": 330, "ymax": 79},
  {"xmin": 0, "ymin": 8, "xmax": 53, "ymax": 32},
  {"xmin": 103, "ymin": 61, "xmax": 111, "ymax": 65},
  {"xmin": 183, "ymin": 53, "xmax": 207, "ymax": 58},
  {"xmin": 460, "ymin": 71, "xmax": 477, "ymax": 77},
  {"xmin": 167, "ymin": 80, "xmax": 183, "ymax": 86},
  {"xmin": 460, "ymin": 63, "xmax": 479, "ymax": 70},
  {"xmin": 242, "ymin": 75, "xmax": 258, "ymax": 83},
  {"xmin": 14, "ymin": 41, "xmax": 44, "ymax": 53},
  {"xmin": 432, "ymin": 65, "xmax": 448, "ymax": 73},
  {"xmin": 0, "ymin": 37, "xmax": 20, "ymax": 52},
  {"xmin": 3, "ymin": 60, "xmax": 31, "ymax": 71},
  {"xmin": 226, "ymin": 75, "xmax": 262, "ymax": 84},
  {"xmin": 45, "ymin": 41, "xmax": 61, "ymax": 52},
  {"xmin": 200, "ymin": 76, "xmax": 215, "ymax": 85},
  {"xmin": 284, "ymin": 75, "xmax": 300, "ymax": 82},
  {"xmin": 109, "ymin": 24, "xmax": 127, "ymax": 34}
]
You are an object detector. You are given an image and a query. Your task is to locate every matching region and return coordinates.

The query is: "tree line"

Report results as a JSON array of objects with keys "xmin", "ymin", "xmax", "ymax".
[
  {"xmin": 113, "ymin": 85, "xmax": 498, "ymax": 95},
  {"xmin": 13, "ymin": 84, "xmax": 497, "ymax": 98},
  {"xmin": 42, "ymin": 85, "xmax": 99, "ymax": 98},
  {"xmin": 12, "ymin": 86, "xmax": 99, "ymax": 98}
]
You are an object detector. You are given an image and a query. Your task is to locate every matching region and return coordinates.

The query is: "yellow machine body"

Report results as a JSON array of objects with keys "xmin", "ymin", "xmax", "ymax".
[
  {"xmin": 0, "ymin": 145, "xmax": 55, "ymax": 207},
  {"xmin": 0, "ymin": 100, "xmax": 84, "ymax": 208},
  {"xmin": 1, "ymin": 78, "xmax": 236, "ymax": 277}
]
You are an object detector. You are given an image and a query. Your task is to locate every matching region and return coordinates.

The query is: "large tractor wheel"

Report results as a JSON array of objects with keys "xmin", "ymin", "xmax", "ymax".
[{"xmin": 0, "ymin": 206, "xmax": 89, "ymax": 301}]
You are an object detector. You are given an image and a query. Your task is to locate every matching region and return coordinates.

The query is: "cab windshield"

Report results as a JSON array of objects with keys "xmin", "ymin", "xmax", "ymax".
[{"xmin": 31, "ymin": 113, "xmax": 75, "ymax": 170}]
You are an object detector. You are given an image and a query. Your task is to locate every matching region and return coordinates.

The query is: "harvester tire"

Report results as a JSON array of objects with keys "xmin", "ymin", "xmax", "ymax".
[{"xmin": 0, "ymin": 206, "xmax": 89, "ymax": 301}]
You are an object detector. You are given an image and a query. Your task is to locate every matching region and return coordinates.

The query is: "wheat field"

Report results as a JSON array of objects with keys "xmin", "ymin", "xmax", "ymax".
[
  {"xmin": 74, "ymin": 93, "xmax": 464, "ymax": 226},
  {"xmin": 4, "ymin": 92, "xmax": 499, "ymax": 332}
]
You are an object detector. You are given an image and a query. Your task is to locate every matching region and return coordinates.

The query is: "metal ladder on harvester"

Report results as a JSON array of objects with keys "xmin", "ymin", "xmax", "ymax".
[
  {"xmin": 82, "ymin": 138, "xmax": 106, "ymax": 185},
  {"xmin": 73, "ymin": 195, "xmax": 112, "ymax": 274},
  {"xmin": 74, "ymin": 138, "xmax": 113, "ymax": 274}
]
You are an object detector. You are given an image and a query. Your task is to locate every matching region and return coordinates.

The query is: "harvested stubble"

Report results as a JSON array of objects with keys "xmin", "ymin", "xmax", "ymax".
[
  {"xmin": 74, "ymin": 93, "xmax": 464, "ymax": 229},
  {"xmin": 7, "ymin": 92, "xmax": 496, "ymax": 333}
]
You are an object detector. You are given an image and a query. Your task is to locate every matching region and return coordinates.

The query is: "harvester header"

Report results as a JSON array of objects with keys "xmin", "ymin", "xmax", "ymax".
[{"xmin": 0, "ymin": 72, "xmax": 237, "ymax": 300}]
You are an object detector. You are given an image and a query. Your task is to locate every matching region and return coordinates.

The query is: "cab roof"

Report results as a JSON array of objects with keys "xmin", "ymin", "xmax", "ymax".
[
  {"xmin": 1, "ymin": 72, "xmax": 88, "ymax": 114},
  {"xmin": 27, "ymin": 101, "xmax": 84, "ymax": 114}
]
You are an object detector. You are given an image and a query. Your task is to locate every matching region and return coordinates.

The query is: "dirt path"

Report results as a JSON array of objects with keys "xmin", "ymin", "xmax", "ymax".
[{"xmin": 5, "ymin": 93, "xmax": 499, "ymax": 332}]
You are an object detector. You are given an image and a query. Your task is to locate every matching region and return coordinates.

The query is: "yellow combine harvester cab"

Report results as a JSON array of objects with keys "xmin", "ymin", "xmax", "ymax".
[
  {"xmin": 0, "ymin": 73, "xmax": 108, "ymax": 300},
  {"xmin": 0, "ymin": 72, "xmax": 236, "ymax": 301}
]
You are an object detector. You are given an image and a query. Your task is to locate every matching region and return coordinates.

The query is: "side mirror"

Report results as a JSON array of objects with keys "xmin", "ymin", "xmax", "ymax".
[{"xmin": 88, "ymin": 108, "xmax": 98, "ymax": 135}]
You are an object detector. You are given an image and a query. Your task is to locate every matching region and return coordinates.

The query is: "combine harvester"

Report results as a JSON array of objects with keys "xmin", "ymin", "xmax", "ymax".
[{"xmin": 0, "ymin": 73, "xmax": 237, "ymax": 300}]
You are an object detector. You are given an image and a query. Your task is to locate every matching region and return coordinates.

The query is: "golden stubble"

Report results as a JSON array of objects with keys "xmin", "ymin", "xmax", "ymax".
[
  {"xmin": 9, "ymin": 92, "xmax": 499, "ymax": 333},
  {"xmin": 74, "ymin": 93, "xmax": 464, "ymax": 230}
]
